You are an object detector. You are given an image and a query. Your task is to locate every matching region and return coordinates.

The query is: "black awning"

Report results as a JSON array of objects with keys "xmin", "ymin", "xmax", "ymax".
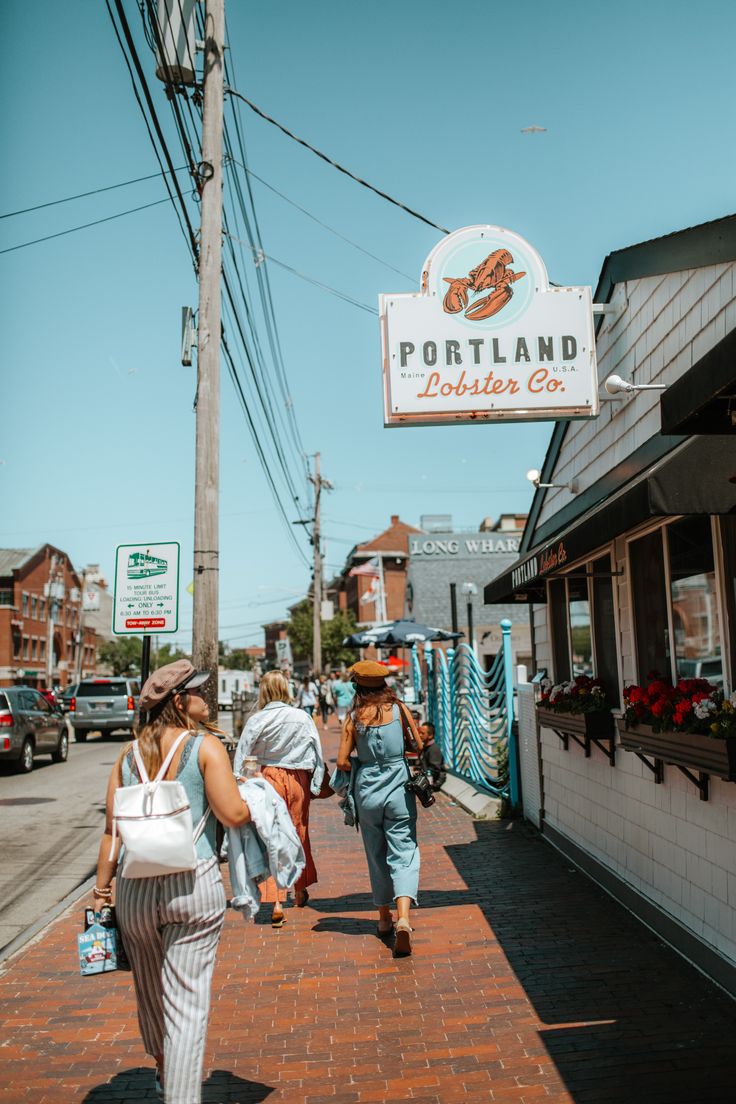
[
  {"xmin": 484, "ymin": 436, "xmax": 736, "ymax": 604},
  {"xmin": 660, "ymin": 329, "xmax": 736, "ymax": 435}
]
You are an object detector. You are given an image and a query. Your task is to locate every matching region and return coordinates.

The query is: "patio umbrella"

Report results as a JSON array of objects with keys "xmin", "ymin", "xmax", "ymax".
[{"xmin": 342, "ymin": 619, "xmax": 462, "ymax": 648}]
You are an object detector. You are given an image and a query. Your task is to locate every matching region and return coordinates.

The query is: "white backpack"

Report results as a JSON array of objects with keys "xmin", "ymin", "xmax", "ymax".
[{"xmin": 110, "ymin": 730, "xmax": 210, "ymax": 879}]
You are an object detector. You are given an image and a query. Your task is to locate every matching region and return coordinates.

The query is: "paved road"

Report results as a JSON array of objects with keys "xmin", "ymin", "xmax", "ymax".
[
  {"xmin": 0, "ymin": 726, "xmax": 114, "ymax": 953},
  {"xmin": 0, "ymin": 713, "xmax": 237, "ymax": 956}
]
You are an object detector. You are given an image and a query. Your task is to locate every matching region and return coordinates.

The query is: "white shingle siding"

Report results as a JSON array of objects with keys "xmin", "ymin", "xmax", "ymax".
[{"xmin": 530, "ymin": 259, "xmax": 736, "ymax": 970}]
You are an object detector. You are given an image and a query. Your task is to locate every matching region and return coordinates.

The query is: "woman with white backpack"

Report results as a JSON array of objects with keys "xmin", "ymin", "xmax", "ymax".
[{"xmin": 93, "ymin": 659, "xmax": 251, "ymax": 1104}]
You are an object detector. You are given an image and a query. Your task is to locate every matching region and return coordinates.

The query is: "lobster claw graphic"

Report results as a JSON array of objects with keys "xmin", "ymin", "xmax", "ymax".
[
  {"xmin": 442, "ymin": 277, "xmax": 472, "ymax": 314},
  {"xmin": 464, "ymin": 270, "xmax": 526, "ymax": 320},
  {"xmin": 441, "ymin": 248, "xmax": 526, "ymax": 321}
]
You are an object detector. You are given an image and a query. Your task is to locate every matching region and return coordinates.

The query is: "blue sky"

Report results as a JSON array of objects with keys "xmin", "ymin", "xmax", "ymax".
[{"xmin": 2, "ymin": 0, "xmax": 735, "ymax": 649}]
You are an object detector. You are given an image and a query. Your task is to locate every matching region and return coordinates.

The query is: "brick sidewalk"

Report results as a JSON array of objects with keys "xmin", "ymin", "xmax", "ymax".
[{"xmin": 1, "ymin": 719, "xmax": 736, "ymax": 1102}]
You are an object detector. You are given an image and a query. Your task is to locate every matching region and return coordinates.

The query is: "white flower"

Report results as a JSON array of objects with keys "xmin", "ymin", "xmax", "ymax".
[
  {"xmin": 729, "ymin": 692, "xmax": 736, "ymax": 708},
  {"xmin": 694, "ymin": 699, "xmax": 717, "ymax": 720}
]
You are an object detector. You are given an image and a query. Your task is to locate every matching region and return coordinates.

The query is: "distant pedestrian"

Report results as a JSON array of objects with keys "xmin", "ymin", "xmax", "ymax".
[
  {"xmin": 335, "ymin": 661, "xmax": 423, "ymax": 956},
  {"xmin": 332, "ymin": 671, "xmax": 356, "ymax": 723},
  {"xmin": 234, "ymin": 670, "xmax": 325, "ymax": 924},
  {"xmin": 93, "ymin": 660, "xmax": 252, "ymax": 1104},
  {"xmin": 296, "ymin": 675, "xmax": 318, "ymax": 717},
  {"xmin": 318, "ymin": 675, "xmax": 334, "ymax": 726},
  {"xmin": 419, "ymin": 722, "xmax": 446, "ymax": 791}
]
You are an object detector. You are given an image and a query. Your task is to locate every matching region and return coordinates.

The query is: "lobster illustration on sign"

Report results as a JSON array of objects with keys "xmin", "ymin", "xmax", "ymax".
[{"xmin": 442, "ymin": 249, "xmax": 526, "ymax": 320}]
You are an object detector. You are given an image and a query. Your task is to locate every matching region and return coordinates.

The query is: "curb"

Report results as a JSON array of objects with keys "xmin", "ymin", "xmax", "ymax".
[
  {"xmin": 0, "ymin": 869, "xmax": 96, "ymax": 971},
  {"xmin": 441, "ymin": 773, "xmax": 502, "ymax": 819}
]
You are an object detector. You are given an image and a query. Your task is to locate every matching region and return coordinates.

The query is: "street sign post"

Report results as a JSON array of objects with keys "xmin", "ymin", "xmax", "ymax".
[{"xmin": 113, "ymin": 542, "xmax": 181, "ymax": 690}]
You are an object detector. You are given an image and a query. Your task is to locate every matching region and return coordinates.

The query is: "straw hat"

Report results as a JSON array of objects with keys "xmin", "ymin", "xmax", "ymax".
[{"xmin": 348, "ymin": 660, "xmax": 390, "ymax": 687}]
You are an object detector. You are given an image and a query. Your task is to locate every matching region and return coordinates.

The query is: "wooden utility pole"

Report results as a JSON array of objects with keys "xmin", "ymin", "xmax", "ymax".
[
  {"xmin": 192, "ymin": 0, "xmax": 224, "ymax": 717},
  {"xmin": 311, "ymin": 452, "xmax": 323, "ymax": 676}
]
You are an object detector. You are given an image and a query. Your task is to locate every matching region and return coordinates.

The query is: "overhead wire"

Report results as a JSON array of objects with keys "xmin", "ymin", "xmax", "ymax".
[
  {"xmin": 0, "ymin": 165, "xmax": 189, "ymax": 220},
  {"xmin": 224, "ymin": 88, "xmax": 450, "ymax": 235},
  {"xmin": 234, "ymin": 162, "xmax": 415, "ymax": 283},
  {"xmin": 0, "ymin": 197, "xmax": 172, "ymax": 256}
]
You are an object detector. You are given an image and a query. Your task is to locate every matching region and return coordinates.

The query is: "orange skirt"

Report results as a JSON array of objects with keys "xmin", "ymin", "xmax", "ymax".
[{"xmin": 259, "ymin": 767, "xmax": 317, "ymax": 904}]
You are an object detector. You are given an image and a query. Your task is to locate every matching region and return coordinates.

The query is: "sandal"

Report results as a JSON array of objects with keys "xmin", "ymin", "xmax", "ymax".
[
  {"xmin": 394, "ymin": 919, "xmax": 413, "ymax": 956},
  {"xmin": 295, "ymin": 890, "xmax": 310, "ymax": 908},
  {"xmin": 271, "ymin": 911, "xmax": 287, "ymax": 928},
  {"xmin": 377, "ymin": 919, "xmax": 394, "ymax": 938}
]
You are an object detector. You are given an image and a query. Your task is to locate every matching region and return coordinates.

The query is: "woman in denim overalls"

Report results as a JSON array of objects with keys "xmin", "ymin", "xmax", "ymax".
[{"xmin": 336, "ymin": 661, "xmax": 423, "ymax": 955}]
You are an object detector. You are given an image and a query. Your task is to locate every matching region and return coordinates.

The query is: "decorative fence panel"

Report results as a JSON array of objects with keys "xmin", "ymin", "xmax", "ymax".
[{"xmin": 417, "ymin": 619, "xmax": 518, "ymax": 804}]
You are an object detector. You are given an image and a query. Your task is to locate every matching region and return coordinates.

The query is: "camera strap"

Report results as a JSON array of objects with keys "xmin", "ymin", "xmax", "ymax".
[{"xmin": 397, "ymin": 703, "xmax": 421, "ymax": 758}]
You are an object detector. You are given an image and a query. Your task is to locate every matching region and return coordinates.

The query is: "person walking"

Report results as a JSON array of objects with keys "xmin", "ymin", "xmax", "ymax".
[
  {"xmin": 317, "ymin": 675, "xmax": 334, "ymax": 727},
  {"xmin": 332, "ymin": 671, "xmax": 356, "ymax": 724},
  {"xmin": 93, "ymin": 660, "xmax": 252, "ymax": 1104},
  {"xmin": 335, "ymin": 661, "xmax": 423, "ymax": 956},
  {"xmin": 296, "ymin": 675, "xmax": 318, "ymax": 717},
  {"xmin": 234, "ymin": 670, "xmax": 324, "ymax": 924}
]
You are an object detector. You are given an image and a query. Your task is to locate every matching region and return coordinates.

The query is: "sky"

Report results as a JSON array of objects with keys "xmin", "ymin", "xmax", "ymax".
[{"xmin": 2, "ymin": 0, "xmax": 735, "ymax": 650}]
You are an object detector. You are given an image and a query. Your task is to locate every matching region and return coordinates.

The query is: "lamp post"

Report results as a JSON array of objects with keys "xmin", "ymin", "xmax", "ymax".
[{"xmin": 461, "ymin": 582, "xmax": 478, "ymax": 655}]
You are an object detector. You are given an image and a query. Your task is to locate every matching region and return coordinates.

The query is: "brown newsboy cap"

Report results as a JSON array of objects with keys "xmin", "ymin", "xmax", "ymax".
[
  {"xmin": 348, "ymin": 660, "xmax": 390, "ymax": 687},
  {"xmin": 139, "ymin": 659, "xmax": 210, "ymax": 712}
]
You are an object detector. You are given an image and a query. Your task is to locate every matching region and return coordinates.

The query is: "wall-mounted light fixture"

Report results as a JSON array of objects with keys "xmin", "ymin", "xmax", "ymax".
[
  {"xmin": 603, "ymin": 373, "xmax": 668, "ymax": 396},
  {"xmin": 526, "ymin": 469, "xmax": 580, "ymax": 493}
]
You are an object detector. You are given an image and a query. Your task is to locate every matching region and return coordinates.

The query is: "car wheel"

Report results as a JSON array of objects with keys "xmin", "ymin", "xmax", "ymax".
[
  {"xmin": 75, "ymin": 731, "xmax": 88, "ymax": 743},
  {"xmin": 18, "ymin": 739, "xmax": 34, "ymax": 774},
  {"xmin": 52, "ymin": 730, "xmax": 69, "ymax": 763}
]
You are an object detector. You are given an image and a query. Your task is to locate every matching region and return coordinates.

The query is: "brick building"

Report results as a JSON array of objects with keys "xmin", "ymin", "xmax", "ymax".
[
  {"xmin": 331, "ymin": 515, "xmax": 423, "ymax": 625},
  {"xmin": 0, "ymin": 545, "xmax": 97, "ymax": 689}
]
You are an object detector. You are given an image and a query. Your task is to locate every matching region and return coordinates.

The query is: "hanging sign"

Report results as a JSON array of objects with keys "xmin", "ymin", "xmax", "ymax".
[
  {"xmin": 113, "ymin": 542, "xmax": 180, "ymax": 635},
  {"xmin": 380, "ymin": 225, "xmax": 598, "ymax": 426}
]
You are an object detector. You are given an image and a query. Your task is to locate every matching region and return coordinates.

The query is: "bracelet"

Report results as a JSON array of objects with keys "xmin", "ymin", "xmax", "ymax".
[{"xmin": 93, "ymin": 886, "xmax": 112, "ymax": 899}]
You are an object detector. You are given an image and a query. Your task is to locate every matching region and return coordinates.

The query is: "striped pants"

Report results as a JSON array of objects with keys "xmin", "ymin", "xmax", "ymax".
[{"xmin": 117, "ymin": 857, "xmax": 226, "ymax": 1104}]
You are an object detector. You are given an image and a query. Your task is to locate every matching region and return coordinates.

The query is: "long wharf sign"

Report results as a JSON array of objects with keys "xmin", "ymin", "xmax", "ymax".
[
  {"xmin": 411, "ymin": 536, "xmax": 520, "ymax": 557},
  {"xmin": 380, "ymin": 225, "xmax": 598, "ymax": 427}
]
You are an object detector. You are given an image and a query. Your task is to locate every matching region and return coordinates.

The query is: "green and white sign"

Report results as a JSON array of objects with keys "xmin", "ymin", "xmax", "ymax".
[{"xmin": 113, "ymin": 542, "xmax": 180, "ymax": 635}]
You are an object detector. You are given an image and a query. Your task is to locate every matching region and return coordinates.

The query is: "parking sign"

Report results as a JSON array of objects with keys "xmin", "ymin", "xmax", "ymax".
[{"xmin": 113, "ymin": 542, "xmax": 180, "ymax": 635}]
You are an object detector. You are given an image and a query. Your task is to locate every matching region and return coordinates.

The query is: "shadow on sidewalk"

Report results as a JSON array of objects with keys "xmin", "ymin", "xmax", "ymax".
[
  {"xmin": 82, "ymin": 1066, "xmax": 273, "ymax": 1103},
  {"xmin": 445, "ymin": 819, "xmax": 736, "ymax": 1104}
]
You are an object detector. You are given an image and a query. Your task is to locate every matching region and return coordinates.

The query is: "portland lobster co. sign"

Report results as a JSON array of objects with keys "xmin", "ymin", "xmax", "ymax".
[{"xmin": 380, "ymin": 225, "xmax": 598, "ymax": 427}]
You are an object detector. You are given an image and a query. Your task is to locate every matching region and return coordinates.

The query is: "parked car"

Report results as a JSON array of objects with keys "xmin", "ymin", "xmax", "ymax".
[
  {"xmin": 678, "ymin": 657, "xmax": 724, "ymax": 686},
  {"xmin": 0, "ymin": 687, "xmax": 68, "ymax": 772},
  {"xmin": 69, "ymin": 677, "xmax": 140, "ymax": 742},
  {"xmin": 57, "ymin": 683, "xmax": 79, "ymax": 714}
]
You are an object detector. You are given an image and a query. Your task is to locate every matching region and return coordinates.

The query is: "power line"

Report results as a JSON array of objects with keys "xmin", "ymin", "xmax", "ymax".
[
  {"xmin": 0, "ymin": 197, "xmax": 171, "ymax": 256},
  {"xmin": 0, "ymin": 165, "xmax": 189, "ymax": 220},
  {"xmin": 225, "ymin": 88, "xmax": 450, "ymax": 236},
  {"xmin": 223, "ymin": 233, "xmax": 378, "ymax": 315},
  {"xmin": 233, "ymin": 162, "xmax": 414, "ymax": 282}
]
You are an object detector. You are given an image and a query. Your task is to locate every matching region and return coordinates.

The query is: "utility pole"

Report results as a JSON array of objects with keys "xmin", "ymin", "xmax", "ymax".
[
  {"xmin": 311, "ymin": 453, "xmax": 323, "ymax": 676},
  {"xmin": 191, "ymin": 0, "xmax": 224, "ymax": 718},
  {"xmin": 308, "ymin": 453, "xmax": 333, "ymax": 676},
  {"xmin": 74, "ymin": 570, "xmax": 88, "ymax": 684},
  {"xmin": 45, "ymin": 555, "xmax": 63, "ymax": 689}
]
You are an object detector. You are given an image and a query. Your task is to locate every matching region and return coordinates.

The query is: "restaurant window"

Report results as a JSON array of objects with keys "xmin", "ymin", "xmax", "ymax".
[
  {"xmin": 549, "ymin": 578, "xmax": 571, "ymax": 682},
  {"xmin": 667, "ymin": 516, "xmax": 722, "ymax": 686},
  {"xmin": 629, "ymin": 530, "xmax": 670, "ymax": 681},
  {"xmin": 547, "ymin": 554, "xmax": 620, "ymax": 704},
  {"xmin": 568, "ymin": 576, "xmax": 592, "ymax": 677}
]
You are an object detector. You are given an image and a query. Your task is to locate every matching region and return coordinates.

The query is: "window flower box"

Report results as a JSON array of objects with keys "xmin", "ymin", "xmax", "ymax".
[
  {"xmin": 616, "ymin": 720, "xmax": 736, "ymax": 783},
  {"xmin": 536, "ymin": 706, "xmax": 615, "ymax": 765}
]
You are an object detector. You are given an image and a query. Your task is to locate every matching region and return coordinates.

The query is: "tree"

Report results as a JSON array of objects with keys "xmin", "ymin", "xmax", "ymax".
[
  {"xmin": 218, "ymin": 642, "xmax": 254, "ymax": 671},
  {"xmin": 286, "ymin": 600, "xmax": 358, "ymax": 669},
  {"xmin": 156, "ymin": 642, "xmax": 188, "ymax": 666},
  {"xmin": 98, "ymin": 636, "xmax": 144, "ymax": 676}
]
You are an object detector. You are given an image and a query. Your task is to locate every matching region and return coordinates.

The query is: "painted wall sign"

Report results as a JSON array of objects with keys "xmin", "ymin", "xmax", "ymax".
[
  {"xmin": 380, "ymin": 225, "xmax": 598, "ymax": 427},
  {"xmin": 410, "ymin": 536, "xmax": 520, "ymax": 557}
]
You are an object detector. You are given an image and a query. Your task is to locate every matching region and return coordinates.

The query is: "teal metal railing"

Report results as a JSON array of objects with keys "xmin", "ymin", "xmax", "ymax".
[{"xmin": 417, "ymin": 619, "xmax": 518, "ymax": 804}]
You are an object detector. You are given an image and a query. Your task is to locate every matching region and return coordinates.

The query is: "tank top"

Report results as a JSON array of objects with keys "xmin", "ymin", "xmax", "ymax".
[{"xmin": 122, "ymin": 732, "xmax": 216, "ymax": 861}]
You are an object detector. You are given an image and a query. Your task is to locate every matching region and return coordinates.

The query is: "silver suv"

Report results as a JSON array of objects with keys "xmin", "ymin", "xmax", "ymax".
[
  {"xmin": 69, "ymin": 677, "xmax": 140, "ymax": 742},
  {"xmin": 0, "ymin": 687, "xmax": 68, "ymax": 772}
]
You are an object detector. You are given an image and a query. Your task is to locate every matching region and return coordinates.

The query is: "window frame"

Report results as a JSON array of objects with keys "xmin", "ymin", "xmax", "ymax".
[
  {"xmin": 546, "ymin": 542, "xmax": 623, "ymax": 700},
  {"xmin": 626, "ymin": 516, "xmax": 730, "ymax": 693}
]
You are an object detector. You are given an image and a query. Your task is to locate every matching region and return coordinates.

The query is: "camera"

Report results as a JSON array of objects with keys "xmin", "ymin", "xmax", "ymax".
[{"xmin": 405, "ymin": 769, "xmax": 435, "ymax": 808}]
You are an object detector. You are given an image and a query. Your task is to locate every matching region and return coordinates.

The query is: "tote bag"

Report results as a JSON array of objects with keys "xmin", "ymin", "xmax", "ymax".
[{"xmin": 110, "ymin": 731, "xmax": 210, "ymax": 878}]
